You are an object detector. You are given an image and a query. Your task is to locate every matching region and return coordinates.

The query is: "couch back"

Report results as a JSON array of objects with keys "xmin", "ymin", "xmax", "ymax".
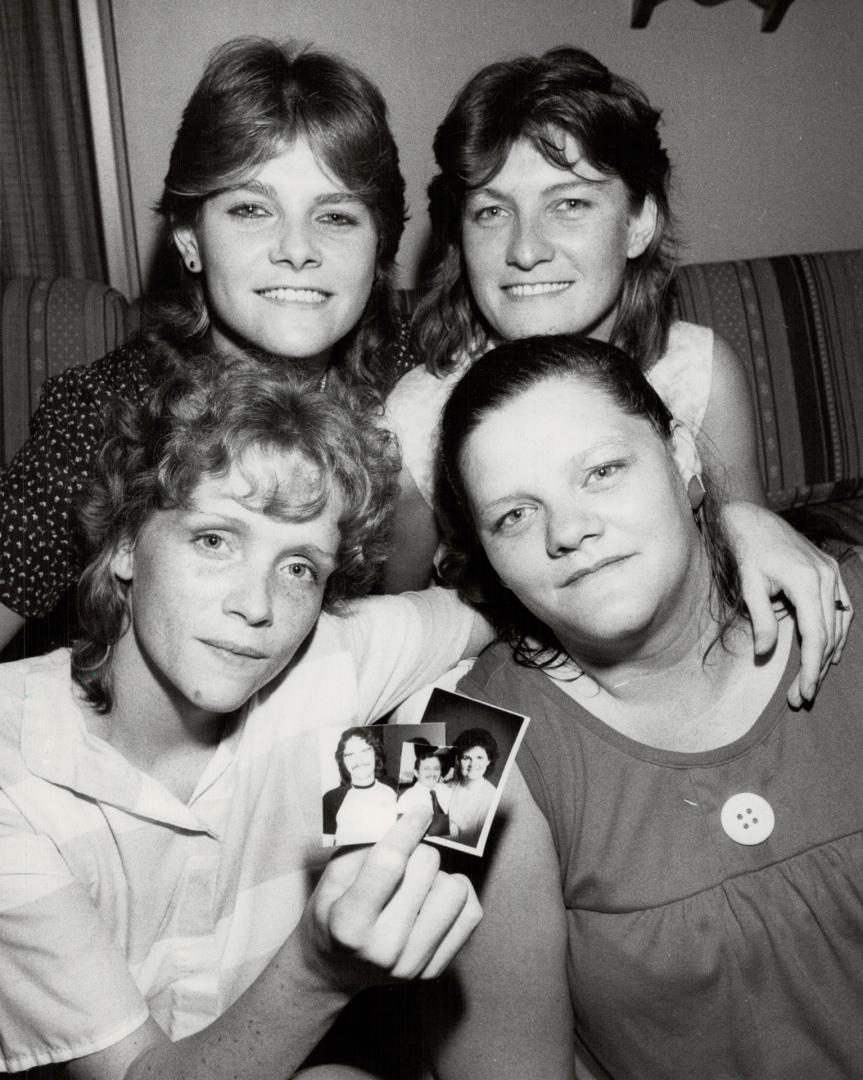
[
  {"xmin": 0, "ymin": 276, "xmax": 138, "ymax": 464},
  {"xmin": 3, "ymin": 252, "xmax": 863, "ymax": 516},
  {"xmin": 674, "ymin": 249, "xmax": 863, "ymax": 514}
]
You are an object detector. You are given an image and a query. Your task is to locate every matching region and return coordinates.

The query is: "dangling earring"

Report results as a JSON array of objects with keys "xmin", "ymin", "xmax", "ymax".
[{"xmin": 687, "ymin": 474, "xmax": 706, "ymax": 512}]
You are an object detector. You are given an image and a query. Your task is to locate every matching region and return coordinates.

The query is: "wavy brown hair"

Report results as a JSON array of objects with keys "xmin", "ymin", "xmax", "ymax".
[
  {"xmin": 413, "ymin": 46, "xmax": 676, "ymax": 376},
  {"xmin": 437, "ymin": 335, "xmax": 744, "ymax": 671},
  {"xmin": 72, "ymin": 353, "xmax": 401, "ymax": 712},
  {"xmin": 152, "ymin": 36, "xmax": 407, "ymax": 404}
]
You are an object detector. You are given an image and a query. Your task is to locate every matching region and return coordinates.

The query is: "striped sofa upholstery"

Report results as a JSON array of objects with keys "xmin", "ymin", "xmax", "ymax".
[{"xmin": 674, "ymin": 249, "xmax": 863, "ymax": 543}]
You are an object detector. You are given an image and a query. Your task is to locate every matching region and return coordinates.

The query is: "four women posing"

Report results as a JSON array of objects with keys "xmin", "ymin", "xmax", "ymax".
[{"xmin": 0, "ymin": 31, "xmax": 858, "ymax": 1080}]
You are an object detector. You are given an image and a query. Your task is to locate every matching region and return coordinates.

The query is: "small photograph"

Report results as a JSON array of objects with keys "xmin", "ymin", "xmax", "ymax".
[
  {"xmin": 319, "ymin": 722, "xmax": 446, "ymax": 848},
  {"xmin": 319, "ymin": 693, "xmax": 528, "ymax": 857},
  {"xmin": 416, "ymin": 688, "xmax": 529, "ymax": 857}
]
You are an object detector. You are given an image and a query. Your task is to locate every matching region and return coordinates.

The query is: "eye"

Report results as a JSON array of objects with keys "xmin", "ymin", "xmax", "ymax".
[
  {"xmin": 194, "ymin": 532, "xmax": 230, "ymax": 556},
  {"xmin": 471, "ymin": 204, "xmax": 510, "ymax": 225},
  {"xmin": 227, "ymin": 202, "xmax": 270, "ymax": 219},
  {"xmin": 493, "ymin": 504, "xmax": 536, "ymax": 533},
  {"xmin": 317, "ymin": 210, "xmax": 360, "ymax": 228},
  {"xmin": 554, "ymin": 197, "xmax": 589, "ymax": 216},
  {"xmin": 282, "ymin": 559, "xmax": 318, "ymax": 582},
  {"xmin": 586, "ymin": 462, "xmax": 623, "ymax": 485}
]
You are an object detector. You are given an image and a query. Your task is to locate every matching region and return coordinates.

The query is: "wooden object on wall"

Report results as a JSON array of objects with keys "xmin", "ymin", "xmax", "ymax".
[{"xmin": 631, "ymin": 0, "xmax": 796, "ymax": 32}]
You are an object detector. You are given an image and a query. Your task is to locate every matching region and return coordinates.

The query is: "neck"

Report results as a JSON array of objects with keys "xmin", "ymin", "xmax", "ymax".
[
  {"xmin": 89, "ymin": 633, "xmax": 232, "ymax": 778},
  {"xmin": 559, "ymin": 559, "xmax": 735, "ymax": 715},
  {"xmin": 207, "ymin": 324, "xmax": 332, "ymax": 382}
]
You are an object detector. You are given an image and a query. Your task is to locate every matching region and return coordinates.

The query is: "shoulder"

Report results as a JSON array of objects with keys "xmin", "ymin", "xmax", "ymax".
[
  {"xmin": 40, "ymin": 334, "xmax": 158, "ymax": 402},
  {"xmin": 457, "ymin": 640, "xmax": 522, "ymax": 701},
  {"xmin": 647, "ymin": 321, "xmax": 716, "ymax": 434},
  {"xmin": 0, "ymin": 650, "xmax": 72, "ymax": 778}
]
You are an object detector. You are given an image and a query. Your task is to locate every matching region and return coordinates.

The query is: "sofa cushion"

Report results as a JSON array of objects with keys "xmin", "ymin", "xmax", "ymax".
[{"xmin": 674, "ymin": 250, "xmax": 863, "ymax": 512}]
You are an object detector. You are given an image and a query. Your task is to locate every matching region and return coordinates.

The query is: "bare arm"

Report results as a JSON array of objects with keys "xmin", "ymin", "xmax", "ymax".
[
  {"xmin": 701, "ymin": 334, "xmax": 852, "ymax": 704},
  {"xmin": 382, "ymin": 468, "xmax": 440, "ymax": 594},
  {"xmin": 0, "ymin": 599, "xmax": 24, "ymax": 651},
  {"xmin": 66, "ymin": 810, "xmax": 481, "ymax": 1080},
  {"xmin": 425, "ymin": 766, "xmax": 574, "ymax": 1080}
]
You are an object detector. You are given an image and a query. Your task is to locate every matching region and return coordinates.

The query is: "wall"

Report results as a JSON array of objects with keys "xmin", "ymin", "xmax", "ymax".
[{"xmin": 112, "ymin": 0, "xmax": 863, "ymax": 291}]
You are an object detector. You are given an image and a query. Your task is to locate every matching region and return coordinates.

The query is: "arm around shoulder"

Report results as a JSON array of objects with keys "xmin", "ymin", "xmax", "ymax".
[{"xmin": 698, "ymin": 333, "xmax": 766, "ymax": 506}]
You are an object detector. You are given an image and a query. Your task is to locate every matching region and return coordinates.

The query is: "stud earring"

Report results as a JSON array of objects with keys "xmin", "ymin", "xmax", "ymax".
[
  {"xmin": 687, "ymin": 474, "xmax": 706, "ymax": 512},
  {"xmin": 186, "ymin": 258, "xmax": 198, "ymax": 272}
]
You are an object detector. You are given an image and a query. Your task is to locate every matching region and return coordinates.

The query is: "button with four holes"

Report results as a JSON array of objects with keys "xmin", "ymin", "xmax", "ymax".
[{"xmin": 720, "ymin": 792, "xmax": 775, "ymax": 845}]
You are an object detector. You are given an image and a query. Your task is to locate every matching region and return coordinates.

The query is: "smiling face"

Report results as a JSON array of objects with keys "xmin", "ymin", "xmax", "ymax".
[
  {"xmin": 458, "ymin": 746, "xmax": 490, "ymax": 783},
  {"xmin": 416, "ymin": 756, "xmax": 443, "ymax": 788},
  {"xmin": 460, "ymin": 376, "xmax": 707, "ymax": 664},
  {"xmin": 174, "ymin": 137, "xmax": 378, "ymax": 368},
  {"xmin": 110, "ymin": 449, "xmax": 342, "ymax": 723},
  {"xmin": 342, "ymin": 736, "xmax": 378, "ymax": 787},
  {"xmin": 461, "ymin": 136, "xmax": 656, "ymax": 344}
]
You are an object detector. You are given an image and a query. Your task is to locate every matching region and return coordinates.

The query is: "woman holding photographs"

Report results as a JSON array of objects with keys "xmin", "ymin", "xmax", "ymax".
[
  {"xmin": 0, "ymin": 35, "xmax": 409, "ymax": 651},
  {"xmin": 0, "ymin": 353, "xmax": 491, "ymax": 1078},
  {"xmin": 430, "ymin": 333, "xmax": 863, "ymax": 1079}
]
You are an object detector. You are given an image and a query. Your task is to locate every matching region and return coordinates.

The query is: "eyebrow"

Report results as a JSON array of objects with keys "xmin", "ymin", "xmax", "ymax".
[
  {"xmin": 221, "ymin": 179, "xmax": 365, "ymax": 207},
  {"xmin": 467, "ymin": 174, "xmax": 608, "ymax": 202},
  {"xmin": 474, "ymin": 436, "xmax": 631, "ymax": 516}
]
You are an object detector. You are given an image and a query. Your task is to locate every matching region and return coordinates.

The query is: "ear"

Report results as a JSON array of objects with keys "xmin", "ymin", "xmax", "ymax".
[
  {"xmin": 626, "ymin": 194, "xmax": 658, "ymax": 260},
  {"xmin": 172, "ymin": 224, "xmax": 201, "ymax": 272},
  {"xmin": 668, "ymin": 421, "xmax": 702, "ymax": 488},
  {"xmin": 110, "ymin": 538, "xmax": 136, "ymax": 583}
]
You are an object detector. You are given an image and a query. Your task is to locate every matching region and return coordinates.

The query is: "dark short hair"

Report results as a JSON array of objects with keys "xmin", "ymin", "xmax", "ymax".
[
  {"xmin": 453, "ymin": 728, "xmax": 499, "ymax": 779},
  {"xmin": 413, "ymin": 46, "xmax": 675, "ymax": 374},
  {"xmin": 155, "ymin": 36, "xmax": 407, "ymax": 400},
  {"xmin": 335, "ymin": 727, "xmax": 387, "ymax": 785},
  {"xmin": 436, "ymin": 334, "xmax": 743, "ymax": 669},
  {"xmin": 72, "ymin": 353, "xmax": 400, "ymax": 712}
]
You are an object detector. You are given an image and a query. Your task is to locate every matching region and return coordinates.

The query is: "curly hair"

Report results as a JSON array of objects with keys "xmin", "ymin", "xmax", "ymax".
[
  {"xmin": 436, "ymin": 334, "xmax": 744, "ymax": 671},
  {"xmin": 152, "ymin": 36, "xmax": 407, "ymax": 405},
  {"xmin": 413, "ymin": 46, "xmax": 676, "ymax": 376},
  {"xmin": 71, "ymin": 353, "xmax": 401, "ymax": 712},
  {"xmin": 452, "ymin": 728, "xmax": 499, "ymax": 781},
  {"xmin": 334, "ymin": 727, "xmax": 387, "ymax": 785}
]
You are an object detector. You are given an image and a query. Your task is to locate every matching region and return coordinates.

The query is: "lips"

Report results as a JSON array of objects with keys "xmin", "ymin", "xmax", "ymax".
[
  {"xmin": 562, "ymin": 555, "xmax": 631, "ymax": 587},
  {"xmin": 502, "ymin": 281, "xmax": 572, "ymax": 299},
  {"xmin": 256, "ymin": 287, "xmax": 329, "ymax": 304},
  {"xmin": 201, "ymin": 639, "xmax": 270, "ymax": 661}
]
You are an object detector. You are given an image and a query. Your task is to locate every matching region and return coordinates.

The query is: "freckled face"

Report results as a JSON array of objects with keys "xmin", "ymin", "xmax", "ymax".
[
  {"xmin": 175, "ymin": 137, "xmax": 378, "ymax": 368},
  {"xmin": 460, "ymin": 377, "xmax": 705, "ymax": 661},
  {"xmin": 342, "ymin": 737, "xmax": 377, "ymax": 786},
  {"xmin": 111, "ymin": 450, "xmax": 342, "ymax": 722},
  {"xmin": 461, "ymin": 136, "xmax": 656, "ymax": 343}
]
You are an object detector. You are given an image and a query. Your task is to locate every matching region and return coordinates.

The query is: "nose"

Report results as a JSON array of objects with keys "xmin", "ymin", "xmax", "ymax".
[
  {"xmin": 545, "ymin": 501, "xmax": 602, "ymax": 557},
  {"xmin": 505, "ymin": 212, "xmax": 553, "ymax": 270},
  {"xmin": 223, "ymin": 564, "xmax": 275, "ymax": 627},
  {"xmin": 269, "ymin": 216, "xmax": 321, "ymax": 270}
]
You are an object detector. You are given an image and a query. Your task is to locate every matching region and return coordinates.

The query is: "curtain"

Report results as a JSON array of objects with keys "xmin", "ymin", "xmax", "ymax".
[{"xmin": 0, "ymin": 0, "xmax": 107, "ymax": 280}]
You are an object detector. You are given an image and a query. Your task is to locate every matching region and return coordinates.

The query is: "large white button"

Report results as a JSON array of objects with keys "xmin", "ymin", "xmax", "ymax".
[{"xmin": 720, "ymin": 792, "xmax": 775, "ymax": 846}]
